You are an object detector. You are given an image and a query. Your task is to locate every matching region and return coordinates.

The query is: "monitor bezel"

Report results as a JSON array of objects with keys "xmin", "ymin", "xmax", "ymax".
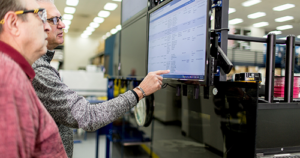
[{"xmin": 146, "ymin": 0, "xmax": 211, "ymax": 85}]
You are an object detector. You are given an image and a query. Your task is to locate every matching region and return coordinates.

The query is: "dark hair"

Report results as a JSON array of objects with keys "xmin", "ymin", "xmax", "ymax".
[{"xmin": 0, "ymin": 0, "xmax": 26, "ymax": 33}]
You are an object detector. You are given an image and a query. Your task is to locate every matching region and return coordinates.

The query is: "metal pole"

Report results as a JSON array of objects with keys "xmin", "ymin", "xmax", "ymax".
[
  {"xmin": 284, "ymin": 35, "xmax": 296, "ymax": 103},
  {"xmin": 150, "ymin": 118, "xmax": 155, "ymax": 158},
  {"xmin": 219, "ymin": 0, "xmax": 229, "ymax": 81},
  {"xmin": 265, "ymin": 33, "xmax": 276, "ymax": 103}
]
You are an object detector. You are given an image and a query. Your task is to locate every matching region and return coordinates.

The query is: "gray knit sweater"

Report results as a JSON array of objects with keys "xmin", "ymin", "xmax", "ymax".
[{"xmin": 32, "ymin": 51, "xmax": 137, "ymax": 158}]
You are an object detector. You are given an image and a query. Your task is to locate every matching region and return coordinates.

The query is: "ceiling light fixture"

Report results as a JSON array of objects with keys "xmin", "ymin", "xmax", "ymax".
[
  {"xmin": 276, "ymin": 25, "xmax": 293, "ymax": 30},
  {"xmin": 229, "ymin": 18, "xmax": 243, "ymax": 25},
  {"xmin": 62, "ymin": 20, "xmax": 71, "ymax": 26},
  {"xmin": 63, "ymin": 14, "xmax": 73, "ymax": 20},
  {"xmin": 89, "ymin": 22, "xmax": 100, "ymax": 28},
  {"xmin": 98, "ymin": 11, "xmax": 110, "ymax": 18},
  {"xmin": 269, "ymin": 30, "xmax": 282, "ymax": 35},
  {"xmin": 106, "ymin": 32, "xmax": 111, "ymax": 37},
  {"xmin": 86, "ymin": 27, "xmax": 95, "ymax": 32},
  {"xmin": 64, "ymin": 7, "xmax": 76, "ymax": 14},
  {"xmin": 297, "ymin": 35, "xmax": 300, "ymax": 39},
  {"xmin": 83, "ymin": 31, "xmax": 92, "ymax": 36},
  {"xmin": 229, "ymin": 8, "xmax": 236, "ymax": 14},
  {"xmin": 116, "ymin": 25, "xmax": 122, "ymax": 31},
  {"xmin": 110, "ymin": 28, "xmax": 118, "ymax": 34},
  {"xmin": 273, "ymin": 4, "xmax": 295, "ymax": 11},
  {"xmin": 104, "ymin": 3, "xmax": 118, "ymax": 11},
  {"xmin": 66, "ymin": 0, "xmax": 79, "ymax": 6},
  {"xmin": 247, "ymin": 12, "xmax": 266, "ymax": 19},
  {"xmin": 81, "ymin": 34, "xmax": 89, "ymax": 38},
  {"xmin": 275, "ymin": 16, "xmax": 294, "ymax": 22},
  {"xmin": 242, "ymin": 0, "xmax": 261, "ymax": 7},
  {"xmin": 94, "ymin": 17, "xmax": 104, "ymax": 23},
  {"xmin": 253, "ymin": 22, "xmax": 269, "ymax": 27}
]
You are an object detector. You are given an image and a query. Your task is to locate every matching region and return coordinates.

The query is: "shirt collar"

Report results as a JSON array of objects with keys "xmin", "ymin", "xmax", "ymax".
[
  {"xmin": 0, "ymin": 40, "xmax": 35, "ymax": 80},
  {"xmin": 42, "ymin": 50, "xmax": 55, "ymax": 64}
]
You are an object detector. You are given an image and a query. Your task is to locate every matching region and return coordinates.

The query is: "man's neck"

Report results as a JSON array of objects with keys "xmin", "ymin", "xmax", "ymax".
[{"xmin": 0, "ymin": 36, "xmax": 33, "ymax": 65}]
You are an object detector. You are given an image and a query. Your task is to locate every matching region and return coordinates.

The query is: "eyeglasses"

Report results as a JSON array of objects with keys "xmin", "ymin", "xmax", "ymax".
[
  {"xmin": 47, "ymin": 16, "xmax": 62, "ymax": 25},
  {"xmin": 0, "ymin": 8, "xmax": 47, "ymax": 24}
]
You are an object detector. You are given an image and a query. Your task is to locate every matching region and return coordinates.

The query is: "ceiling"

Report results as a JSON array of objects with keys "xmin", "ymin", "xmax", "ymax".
[
  {"xmin": 229, "ymin": 0, "xmax": 300, "ymax": 36},
  {"xmin": 55, "ymin": 0, "xmax": 121, "ymax": 38},
  {"xmin": 54, "ymin": 0, "xmax": 300, "ymax": 39}
]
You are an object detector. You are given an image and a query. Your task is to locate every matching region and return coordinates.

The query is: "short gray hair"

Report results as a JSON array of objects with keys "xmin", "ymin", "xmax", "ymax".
[
  {"xmin": 0, "ymin": 0, "xmax": 26, "ymax": 34},
  {"xmin": 36, "ymin": 0, "xmax": 54, "ymax": 3}
]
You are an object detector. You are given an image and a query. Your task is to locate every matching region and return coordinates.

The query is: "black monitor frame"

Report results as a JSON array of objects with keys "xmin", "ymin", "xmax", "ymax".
[{"xmin": 146, "ymin": 0, "xmax": 211, "ymax": 85}]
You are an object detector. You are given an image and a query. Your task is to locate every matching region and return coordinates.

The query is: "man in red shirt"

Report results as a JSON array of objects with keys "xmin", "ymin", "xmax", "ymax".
[{"xmin": 0, "ymin": 0, "xmax": 68, "ymax": 157}]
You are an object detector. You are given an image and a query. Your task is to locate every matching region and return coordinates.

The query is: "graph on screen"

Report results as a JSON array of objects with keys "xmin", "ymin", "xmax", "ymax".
[{"xmin": 148, "ymin": 0, "xmax": 208, "ymax": 80}]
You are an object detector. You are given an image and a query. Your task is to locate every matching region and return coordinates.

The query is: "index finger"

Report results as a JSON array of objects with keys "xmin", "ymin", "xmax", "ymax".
[{"xmin": 154, "ymin": 70, "xmax": 170, "ymax": 75}]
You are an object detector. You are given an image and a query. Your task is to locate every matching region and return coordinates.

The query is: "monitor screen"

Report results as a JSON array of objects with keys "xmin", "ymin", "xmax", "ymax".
[
  {"xmin": 122, "ymin": 0, "xmax": 148, "ymax": 24},
  {"xmin": 147, "ymin": 0, "xmax": 209, "ymax": 80},
  {"xmin": 256, "ymin": 106, "xmax": 300, "ymax": 155}
]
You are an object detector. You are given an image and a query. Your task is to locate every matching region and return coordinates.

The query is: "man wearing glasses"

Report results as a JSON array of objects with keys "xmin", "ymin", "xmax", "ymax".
[
  {"xmin": 0, "ymin": 0, "xmax": 68, "ymax": 157},
  {"xmin": 33, "ymin": 0, "xmax": 169, "ymax": 157}
]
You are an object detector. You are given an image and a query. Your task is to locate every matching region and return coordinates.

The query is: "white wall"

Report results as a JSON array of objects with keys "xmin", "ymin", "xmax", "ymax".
[
  {"xmin": 250, "ymin": 27, "xmax": 265, "ymax": 52},
  {"xmin": 64, "ymin": 32, "xmax": 102, "ymax": 70}
]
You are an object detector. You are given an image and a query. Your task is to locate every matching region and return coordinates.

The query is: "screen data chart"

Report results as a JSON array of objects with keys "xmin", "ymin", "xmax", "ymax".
[
  {"xmin": 148, "ymin": 0, "xmax": 208, "ymax": 80},
  {"xmin": 122, "ymin": 0, "xmax": 148, "ymax": 24}
]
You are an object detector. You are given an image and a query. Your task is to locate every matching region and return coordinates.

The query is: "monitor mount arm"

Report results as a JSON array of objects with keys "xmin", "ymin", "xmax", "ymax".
[{"xmin": 210, "ymin": 31, "xmax": 233, "ymax": 75}]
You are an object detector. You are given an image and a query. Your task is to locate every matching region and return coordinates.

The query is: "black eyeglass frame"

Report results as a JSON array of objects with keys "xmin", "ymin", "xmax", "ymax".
[
  {"xmin": 0, "ymin": 8, "xmax": 47, "ymax": 24},
  {"xmin": 47, "ymin": 16, "xmax": 62, "ymax": 25}
]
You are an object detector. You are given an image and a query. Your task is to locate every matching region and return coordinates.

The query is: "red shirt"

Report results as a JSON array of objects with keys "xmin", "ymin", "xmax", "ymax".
[{"xmin": 0, "ymin": 41, "xmax": 67, "ymax": 158}]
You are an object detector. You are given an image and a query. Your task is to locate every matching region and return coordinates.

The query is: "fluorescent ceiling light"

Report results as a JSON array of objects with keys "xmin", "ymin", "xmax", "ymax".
[
  {"xmin": 229, "ymin": 8, "xmax": 236, "ymax": 14},
  {"xmin": 66, "ymin": 0, "xmax": 79, "ymax": 6},
  {"xmin": 81, "ymin": 34, "xmax": 89, "ymax": 38},
  {"xmin": 229, "ymin": 18, "xmax": 243, "ymax": 25},
  {"xmin": 63, "ymin": 14, "xmax": 73, "ymax": 20},
  {"xmin": 112, "ymin": 0, "xmax": 122, "ymax": 1},
  {"xmin": 106, "ymin": 32, "xmax": 111, "ymax": 37},
  {"xmin": 273, "ymin": 4, "xmax": 295, "ymax": 11},
  {"xmin": 102, "ymin": 35, "xmax": 107, "ymax": 40},
  {"xmin": 297, "ymin": 35, "xmax": 300, "ymax": 38},
  {"xmin": 110, "ymin": 28, "xmax": 118, "ymax": 34},
  {"xmin": 86, "ymin": 27, "xmax": 95, "ymax": 32},
  {"xmin": 89, "ymin": 22, "xmax": 100, "ymax": 28},
  {"xmin": 62, "ymin": 20, "xmax": 71, "ymax": 26},
  {"xmin": 275, "ymin": 16, "xmax": 294, "ymax": 22},
  {"xmin": 253, "ymin": 22, "xmax": 269, "ymax": 27},
  {"xmin": 98, "ymin": 11, "xmax": 110, "ymax": 18},
  {"xmin": 269, "ymin": 30, "xmax": 282, "ymax": 35},
  {"xmin": 242, "ymin": 0, "xmax": 261, "ymax": 7},
  {"xmin": 276, "ymin": 25, "xmax": 293, "ymax": 30},
  {"xmin": 94, "ymin": 17, "xmax": 104, "ymax": 23},
  {"xmin": 64, "ymin": 7, "xmax": 76, "ymax": 14},
  {"xmin": 64, "ymin": 25, "xmax": 70, "ymax": 30},
  {"xmin": 104, "ymin": 3, "xmax": 118, "ymax": 11},
  {"xmin": 83, "ymin": 31, "xmax": 92, "ymax": 36},
  {"xmin": 116, "ymin": 25, "xmax": 122, "ymax": 31},
  {"xmin": 247, "ymin": 12, "xmax": 266, "ymax": 19}
]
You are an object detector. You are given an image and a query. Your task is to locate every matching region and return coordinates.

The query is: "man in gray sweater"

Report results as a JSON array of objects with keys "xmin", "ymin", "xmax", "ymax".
[{"xmin": 32, "ymin": 0, "xmax": 169, "ymax": 157}]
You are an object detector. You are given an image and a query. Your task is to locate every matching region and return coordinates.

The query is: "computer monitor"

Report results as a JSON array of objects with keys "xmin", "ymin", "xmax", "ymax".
[
  {"xmin": 256, "ymin": 104, "xmax": 300, "ymax": 155},
  {"xmin": 147, "ymin": 0, "xmax": 210, "ymax": 82},
  {"xmin": 121, "ymin": 0, "xmax": 148, "ymax": 25}
]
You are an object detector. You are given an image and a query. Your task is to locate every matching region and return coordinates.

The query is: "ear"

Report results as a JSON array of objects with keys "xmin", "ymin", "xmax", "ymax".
[{"xmin": 3, "ymin": 11, "xmax": 21, "ymax": 36}]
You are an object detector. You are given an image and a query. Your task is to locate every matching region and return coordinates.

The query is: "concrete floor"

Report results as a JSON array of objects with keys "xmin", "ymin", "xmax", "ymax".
[{"xmin": 73, "ymin": 119, "xmax": 219, "ymax": 158}]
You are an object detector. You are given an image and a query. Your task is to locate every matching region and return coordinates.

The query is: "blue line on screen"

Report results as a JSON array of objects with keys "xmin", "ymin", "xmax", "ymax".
[{"xmin": 150, "ymin": 0, "xmax": 195, "ymax": 23}]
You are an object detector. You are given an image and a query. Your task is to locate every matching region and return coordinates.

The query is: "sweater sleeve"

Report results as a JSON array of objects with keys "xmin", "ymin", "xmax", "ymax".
[{"xmin": 32, "ymin": 66, "xmax": 137, "ymax": 131}]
